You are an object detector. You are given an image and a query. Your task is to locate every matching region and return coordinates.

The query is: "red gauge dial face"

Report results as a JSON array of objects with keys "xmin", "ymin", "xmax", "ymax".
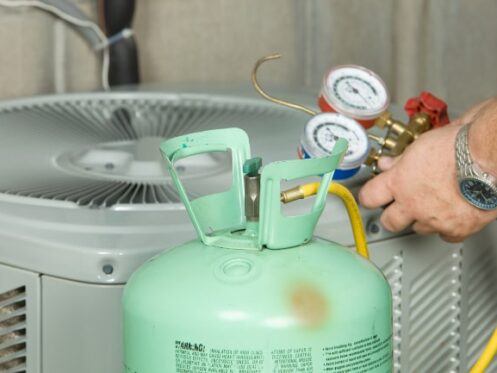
[{"xmin": 324, "ymin": 66, "xmax": 389, "ymax": 119}]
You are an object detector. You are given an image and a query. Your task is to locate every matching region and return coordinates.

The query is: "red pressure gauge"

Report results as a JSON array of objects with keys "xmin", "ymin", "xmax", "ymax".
[{"xmin": 319, "ymin": 65, "xmax": 390, "ymax": 129}]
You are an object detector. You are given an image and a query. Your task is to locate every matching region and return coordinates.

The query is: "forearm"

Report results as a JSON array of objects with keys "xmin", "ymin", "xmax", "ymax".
[{"xmin": 468, "ymin": 98, "xmax": 497, "ymax": 175}]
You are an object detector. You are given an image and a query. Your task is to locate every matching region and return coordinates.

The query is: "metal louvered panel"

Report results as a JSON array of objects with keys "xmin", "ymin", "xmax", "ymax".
[
  {"xmin": 0, "ymin": 93, "xmax": 291, "ymax": 208},
  {"xmin": 466, "ymin": 245, "xmax": 497, "ymax": 372},
  {"xmin": 407, "ymin": 248, "xmax": 462, "ymax": 373},
  {"xmin": 382, "ymin": 253, "xmax": 403, "ymax": 373},
  {"xmin": 4, "ymin": 97, "xmax": 267, "ymax": 142},
  {"xmin": 0, "ymin": 286, "xmax": 27, "ymax": 372},
  {"xmin": 4, "ymin": 181, "xmax": 191, "ymax": 208}
]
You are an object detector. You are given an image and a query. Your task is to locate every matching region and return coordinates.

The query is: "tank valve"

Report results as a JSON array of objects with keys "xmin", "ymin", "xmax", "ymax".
[{"xmin": 243, "ymin": 157, "xmax": 262, "ymax": 222}]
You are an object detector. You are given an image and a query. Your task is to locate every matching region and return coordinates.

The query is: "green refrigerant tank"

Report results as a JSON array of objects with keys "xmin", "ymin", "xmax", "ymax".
[{"xmin": 123, "ymin": 128, "xmax": 392, "ymax": 373}]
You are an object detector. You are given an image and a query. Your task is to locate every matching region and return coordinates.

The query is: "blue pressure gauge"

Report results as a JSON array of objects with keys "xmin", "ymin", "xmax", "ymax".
[{"xmin": 299, "ymin": 113, "xmax": 370, "ymax": 180}]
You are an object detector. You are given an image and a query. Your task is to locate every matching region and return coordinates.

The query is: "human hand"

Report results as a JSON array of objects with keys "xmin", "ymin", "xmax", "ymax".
[{"xmin": 359, "ymin": 100, "xmax": 497, "ymax": 242}]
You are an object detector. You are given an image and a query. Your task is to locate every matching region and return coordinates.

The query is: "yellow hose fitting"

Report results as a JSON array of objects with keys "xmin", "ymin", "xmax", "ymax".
[
  {"xmin": 280, "ymin": 182, "xmax": 369, "ymax": 259},
  {"xmin": 280, "ymin": 186, "xmax": 305, "ymax": 203}
]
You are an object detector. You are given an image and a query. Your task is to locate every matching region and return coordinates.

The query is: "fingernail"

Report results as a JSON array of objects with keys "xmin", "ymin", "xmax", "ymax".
[{"xmin": 378, "ymin": 156, "xmax": 396, "ymax": 171}]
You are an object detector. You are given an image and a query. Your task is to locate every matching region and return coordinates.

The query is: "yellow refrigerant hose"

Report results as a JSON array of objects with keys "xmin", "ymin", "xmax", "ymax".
[
  {"xmin": 281, "ymin": 182, "xmax": 369, "ymax": 259},
  {"xmin": 471, "ymin": 327, "xmax": 497, "ymax": 373}
]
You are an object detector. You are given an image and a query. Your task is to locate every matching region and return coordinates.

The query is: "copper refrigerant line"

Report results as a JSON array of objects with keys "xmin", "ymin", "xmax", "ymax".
[{"xmin": 252, "ymin": 54, "xmax": 317, "ymax": 116}]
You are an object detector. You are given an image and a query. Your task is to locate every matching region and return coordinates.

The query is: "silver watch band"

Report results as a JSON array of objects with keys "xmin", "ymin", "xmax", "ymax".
[
  {"xmin": 456, "ymin": 123, "xmax": 497, "ymax": 186},
  {"xmin": 455, "ymin": 123, "xmax": 476, "ymax": 179}
]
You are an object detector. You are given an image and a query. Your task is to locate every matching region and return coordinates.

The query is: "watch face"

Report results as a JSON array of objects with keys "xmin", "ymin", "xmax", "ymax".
[{"xmin": 460, "ymin": 178, "xmax": 497, "ymax": 210}]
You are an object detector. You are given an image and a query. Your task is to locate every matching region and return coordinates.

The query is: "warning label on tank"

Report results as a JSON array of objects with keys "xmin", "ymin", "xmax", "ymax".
[
  {"xmin": 322, "ymin": 333, "xmax": 391, "ymax": 372},
  {"xmin": 174, "ymin": 334, "xmax": 390, "ymax": 372},
  {"xmin": 175, "ymin": 340, "xmax": 263, "ymax": 372},
  {"xmin": 271, "ymin": 347, "xmax": 313, "ymax": 372}
]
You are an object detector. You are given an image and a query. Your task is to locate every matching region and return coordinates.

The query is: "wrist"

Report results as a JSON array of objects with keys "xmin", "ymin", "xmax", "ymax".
[{"xmin": 467, "ymin": 100, "xmax": 497, "ymax": 176}]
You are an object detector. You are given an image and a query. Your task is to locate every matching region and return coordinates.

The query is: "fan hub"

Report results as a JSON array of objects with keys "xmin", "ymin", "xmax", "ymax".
[{"xmin": 56, "ymin": 137, "xmax": 168, "ymax": 183}]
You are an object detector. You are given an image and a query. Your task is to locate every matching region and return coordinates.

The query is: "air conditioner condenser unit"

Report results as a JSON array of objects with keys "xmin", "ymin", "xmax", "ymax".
[{"xmin": 0, "ymin": 90, "xmax": 495, "ymax": 373}]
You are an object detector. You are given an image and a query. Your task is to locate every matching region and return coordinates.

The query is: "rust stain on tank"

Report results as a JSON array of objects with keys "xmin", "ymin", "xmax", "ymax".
[{"xmin": 290, "ymin": 283, "xmax": 329, "ymax": 327}]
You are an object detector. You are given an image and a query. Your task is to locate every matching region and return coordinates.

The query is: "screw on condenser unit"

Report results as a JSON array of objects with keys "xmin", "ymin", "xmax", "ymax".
[
  {"xmin": 102, "ymin": 264, "xmax": 114, "ymax": 275},
  {"xmin": 367, "ymin": 219, "xmax": 381, "ymax": 235}
]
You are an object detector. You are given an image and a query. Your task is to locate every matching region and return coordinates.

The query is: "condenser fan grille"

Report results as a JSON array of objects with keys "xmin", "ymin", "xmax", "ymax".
[{"xmin": 0, "ymin": 92, "xmax": 291, "ymax": 208}]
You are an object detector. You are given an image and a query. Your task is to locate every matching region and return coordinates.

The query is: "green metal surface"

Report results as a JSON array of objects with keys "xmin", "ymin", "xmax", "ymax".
[
  {"xmin": 124, "ymin": 239, "xmax": 392, "ymax": 372},
  {"xmin": 124, "ymin": 128, "xmax": 392, "ymax": 372},
  {"xmin": 161, "ymin": 128, "xmax": 251, "ymax": 249},
  {"xmin": 258, "ymin": 146, "xmax": 344, "ymax": 249},
  {"xmin": 160, "ymin": 127, "xmax": 347, "ymax": 250}
]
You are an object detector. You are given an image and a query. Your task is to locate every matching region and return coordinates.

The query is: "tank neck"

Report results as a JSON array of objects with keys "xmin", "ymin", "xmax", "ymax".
[
  {"xmin": 243, "ymin": 157, "xmax": 262, "ymax": 223},
  {"xmin": 197, "ymin": 161, "xmax": 262, "ymax": 251}
]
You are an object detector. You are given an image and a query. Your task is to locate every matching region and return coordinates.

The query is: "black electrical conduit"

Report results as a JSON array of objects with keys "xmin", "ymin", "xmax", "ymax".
[{"xmin": 98, "ymin": 0, "xmax": 140, "ymax": 87}]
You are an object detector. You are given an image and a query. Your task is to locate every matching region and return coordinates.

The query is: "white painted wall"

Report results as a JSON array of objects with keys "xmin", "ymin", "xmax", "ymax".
[{"xmin": 0, "ymin": 0, "xmax": 496, "ymax": 112}]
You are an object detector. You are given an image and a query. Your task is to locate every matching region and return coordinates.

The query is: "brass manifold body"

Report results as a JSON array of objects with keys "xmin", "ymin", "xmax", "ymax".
[{"xmin": 365, "ymin": 111, "xmax": 432, "ymax": 170}]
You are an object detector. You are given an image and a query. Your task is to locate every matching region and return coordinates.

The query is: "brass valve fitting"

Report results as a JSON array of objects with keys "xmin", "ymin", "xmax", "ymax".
[
  {"xmin": 375, "ymin": 112, "xmax": 407, "ymax": 137},
  {"xmin": 366, "ymin": 92, "xmax": 449, "ymax": 172},
  {"xmin": 365, "ymin": 148, "xmax": 381, "ymax": 167},
  {"xmin": 280, "ymin": 186, "xmax": 305, "ymax": 204},
  {"xmin": 408, "ymin": 112, "xmax": 431, "ymax": 139},
  {"xmin": 367, "ymin": 111, "xmax": 433, "ymax": 169}
]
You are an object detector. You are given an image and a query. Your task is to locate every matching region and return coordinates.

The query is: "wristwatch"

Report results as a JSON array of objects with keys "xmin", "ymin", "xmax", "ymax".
[{"xmin": 455, "ymin": 123, "xmax": 497, "ymax": 210}]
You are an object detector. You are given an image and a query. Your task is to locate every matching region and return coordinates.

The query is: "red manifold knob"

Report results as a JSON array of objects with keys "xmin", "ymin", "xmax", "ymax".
[{"xmin": 404, "ymin": 91, "xmax": 450, "ymax": 128}]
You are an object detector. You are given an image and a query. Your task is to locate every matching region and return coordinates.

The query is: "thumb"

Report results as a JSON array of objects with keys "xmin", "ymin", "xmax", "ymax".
[{"xmin": 377, "ymin": 156, "xmax": 400, "ymax": 172}]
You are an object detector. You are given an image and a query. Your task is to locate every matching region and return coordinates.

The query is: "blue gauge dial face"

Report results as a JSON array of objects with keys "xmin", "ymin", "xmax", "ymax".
[
  {"xmin": 303, "ymin": 113, "xmax": 369, "ymax": 164},
  {"xmin": 313, "ymin": 122, "xmax": 361, "ymax": 157},
  {"xmin": 460, "ymin": 178, "xmax": 497, "ymax": 210}
]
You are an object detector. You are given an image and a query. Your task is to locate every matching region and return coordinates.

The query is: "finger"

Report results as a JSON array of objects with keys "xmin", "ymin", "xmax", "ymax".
[
  {"xmin": 380, "ymin": 203, "xmax": 414, "ymax": 232},
  {"xmin": 377, "ymin": 156, "xmax": 400, "ymax": 172},
  {"xmin": 412, "ymin": 222, "xmax": 435, "ymax": 236},
  {"xmin": 359, "ymin": 171, "xmax": 394, "ymax": 209},
  {"xmin": 439, "ymin": 234, "xmax": 465, "ymax": 243}
]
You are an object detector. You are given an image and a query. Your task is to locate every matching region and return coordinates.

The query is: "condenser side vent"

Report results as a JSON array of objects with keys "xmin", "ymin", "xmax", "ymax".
[
  {"xmin": 0, "ymin": 286, "xmax": 27, "ymax": 373},
  {"xmin": 466, "ymin": 245, "xmax": 497, "ymax": 372}
]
